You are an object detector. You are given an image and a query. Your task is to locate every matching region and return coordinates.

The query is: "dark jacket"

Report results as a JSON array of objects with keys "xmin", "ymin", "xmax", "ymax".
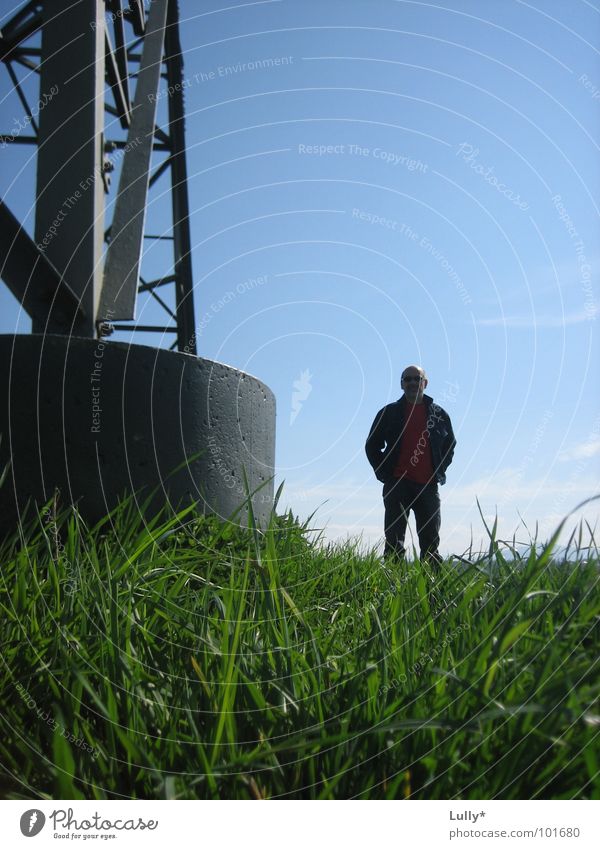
[{"xmin": 365, "ymin": 394, "xmax": 456, "ymax": 485}]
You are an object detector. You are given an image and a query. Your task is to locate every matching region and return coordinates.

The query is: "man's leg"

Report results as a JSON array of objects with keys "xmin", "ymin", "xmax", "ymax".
[
  {"xmin": 414, "ymin": 482, "xmax": 441, "ymax": 564},
  {"xmin": 383, "ymin": 478, "xmax": 410, "ymax": 560}
]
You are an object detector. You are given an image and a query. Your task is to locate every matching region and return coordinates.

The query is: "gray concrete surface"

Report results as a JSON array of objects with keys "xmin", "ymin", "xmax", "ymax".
[{"xmin": 0, "ymin": 334, "xmax": 276, "ymax": 531}]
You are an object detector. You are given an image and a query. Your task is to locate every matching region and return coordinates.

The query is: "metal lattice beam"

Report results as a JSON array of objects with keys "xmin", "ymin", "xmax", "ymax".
[
  {"xmin": 33, "ymin": 0, "xmax": 105, "ymax": 336},
  {"xmin": 0, "ymin": 0, "xmax": 197, "ymax": 353},
  {"xmin": 0, "ymin": 199, "xmax": 85, "ymax": 328},
  {"xmin": 98, "ymin": 0, "xmax": 168, "ymax": 321},
  {"xmin": 165, "ymin": 0, "xmax": 196, "ymax": 354}
]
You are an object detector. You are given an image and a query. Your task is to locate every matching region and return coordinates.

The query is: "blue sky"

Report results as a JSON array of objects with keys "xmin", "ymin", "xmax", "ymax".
[{"xmin": 1, "ymin": 0, "xmax": 599, "ymax": 554}]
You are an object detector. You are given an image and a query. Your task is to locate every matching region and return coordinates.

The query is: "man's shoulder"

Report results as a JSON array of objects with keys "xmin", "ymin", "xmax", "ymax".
[
  {"xmin": 423, "ymin": 395, "xmax": 448, "ymax": 415},
  {"xmin": 425, "ymin": 395, "xmax": 452, "ymax": 419},
  {"xmin": 379, "ymin": 398, "xmax": 404, "ymax": 415},
  {"xmin": 369, "ymin": 399, "xmax": 404, "ymax": 428}
]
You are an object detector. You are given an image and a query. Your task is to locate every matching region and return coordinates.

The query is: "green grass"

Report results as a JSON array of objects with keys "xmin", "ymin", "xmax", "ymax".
[{"xmin": 0, "ymin": 488, "xmax": 599, "ymax": 800}]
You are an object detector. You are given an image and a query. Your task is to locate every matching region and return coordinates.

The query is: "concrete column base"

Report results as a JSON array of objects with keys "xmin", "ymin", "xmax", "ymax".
[{"xmin": 0, "ymin": 335, "xmax": 276, "ymax": 532}]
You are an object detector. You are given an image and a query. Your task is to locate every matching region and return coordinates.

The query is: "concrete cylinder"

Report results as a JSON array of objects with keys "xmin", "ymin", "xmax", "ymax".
[{"xmin": 0, "ymin": 334, "xmax": 276, "ymax": 531}]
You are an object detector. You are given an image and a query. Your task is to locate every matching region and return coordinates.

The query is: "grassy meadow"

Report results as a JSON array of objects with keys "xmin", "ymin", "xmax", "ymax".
[{"xmin": 0, "ymin": 487, "xmax": 599, "ymax": 800}]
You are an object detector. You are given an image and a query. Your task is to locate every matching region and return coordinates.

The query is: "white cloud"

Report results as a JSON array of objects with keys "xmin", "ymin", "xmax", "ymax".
[
  {"xmin": 478, "ymin": 257, "xmax": 600, "ymax": 308},
  {"xmin": 279, "ymin": 471, "xmax": 599, "ymax": 558},
  {"xmin": 477, "ymin": 311, "xmax": 595, "ymax": 328},
  {"xmin": 558, "ymin": 438, "xmax": 600, "ymax": 462}
]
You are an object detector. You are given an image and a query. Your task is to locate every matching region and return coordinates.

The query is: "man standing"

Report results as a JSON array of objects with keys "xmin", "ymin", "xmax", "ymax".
[{"xmin": 365, "ymin": 365, "xmax": 456, "ymax": 563}]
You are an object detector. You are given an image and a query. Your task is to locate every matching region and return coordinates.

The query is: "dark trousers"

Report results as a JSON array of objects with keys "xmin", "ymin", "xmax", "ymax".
[{"xmin": 383, "ymin": 477, "xmax": 441, "ymax": 562}]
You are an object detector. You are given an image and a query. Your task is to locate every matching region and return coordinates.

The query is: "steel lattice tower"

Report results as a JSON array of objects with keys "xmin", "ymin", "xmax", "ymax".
[
  {"xmin": 0, "ymin": 1, "xmax": 276, "ymax": 532},
  {"xmin": 1, "ymin": 0, "xmax": 196, "ymax": 352}
]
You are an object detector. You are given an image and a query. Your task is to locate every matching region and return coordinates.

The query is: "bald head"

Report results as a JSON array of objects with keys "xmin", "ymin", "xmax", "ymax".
[
  {"xmin": 401, "ymin": 365, "xmax": 427, "ymax": 381},
  {"xmin": 401, "ymin": 364, "xmax": 428, "ymax": 404}
]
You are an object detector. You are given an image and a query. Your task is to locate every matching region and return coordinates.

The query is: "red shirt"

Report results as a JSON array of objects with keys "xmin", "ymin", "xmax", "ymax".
[{"xmin": 393, "ymin": 402, "xmax": 434, "ymax": 483}]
